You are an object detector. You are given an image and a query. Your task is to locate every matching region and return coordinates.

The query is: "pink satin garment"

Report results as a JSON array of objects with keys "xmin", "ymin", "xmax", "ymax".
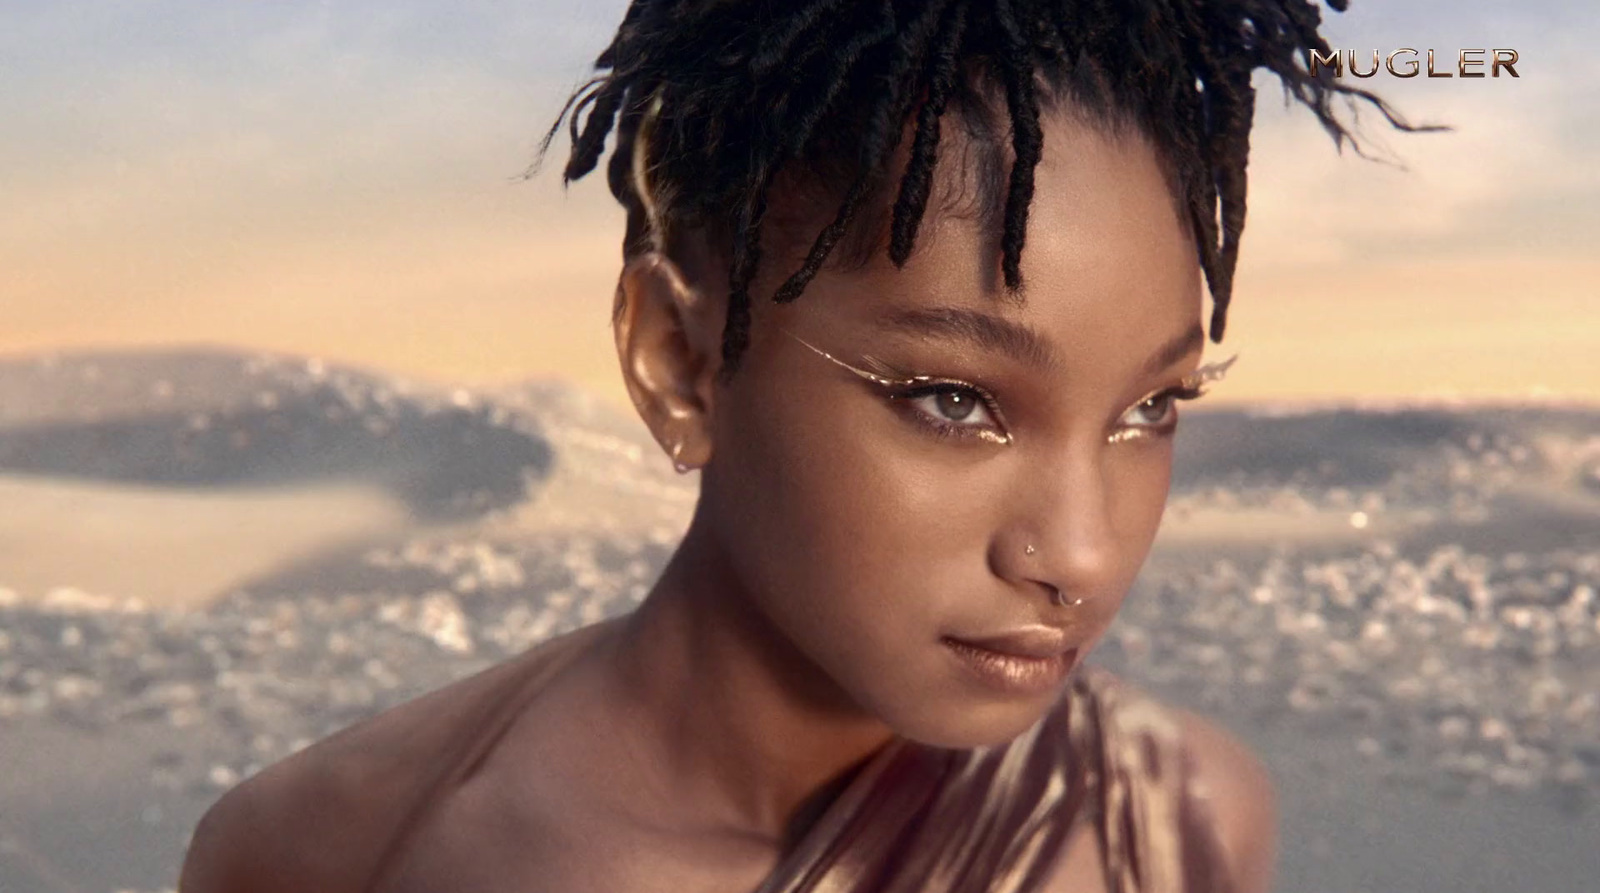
[{"xmin": 752, "ymin": 668, "xmax": 1237, "ymax": 893}]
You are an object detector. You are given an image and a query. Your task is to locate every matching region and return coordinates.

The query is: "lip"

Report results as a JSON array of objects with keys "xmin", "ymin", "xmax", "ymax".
[
  {"xmin": 948, "ymin": 625, "xmax": 1075, "ymax": 660},
  {"xmin": 941, "ymin": 630, "xmax": 1079, "ymax": 696}
]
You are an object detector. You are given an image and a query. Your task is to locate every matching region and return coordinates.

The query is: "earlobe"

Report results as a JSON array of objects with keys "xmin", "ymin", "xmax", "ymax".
[{"xmin": 613, "ymin": 251, "xmax": 719, "ymax": 470}]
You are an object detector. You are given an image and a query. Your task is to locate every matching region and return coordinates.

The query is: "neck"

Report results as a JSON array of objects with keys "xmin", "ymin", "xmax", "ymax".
[{"xmin": 597, "ymin": 511, "xmax": 896, "ymax": 844}]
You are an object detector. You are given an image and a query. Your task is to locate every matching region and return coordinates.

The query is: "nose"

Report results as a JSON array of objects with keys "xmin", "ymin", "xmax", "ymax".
[{"xmin": 993, "ymin": 450, "xmax": 1123, "ymax": 606}]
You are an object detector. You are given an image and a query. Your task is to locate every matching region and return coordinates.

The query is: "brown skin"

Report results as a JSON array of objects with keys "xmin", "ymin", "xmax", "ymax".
[{"xmin": 180, "ymin": 109, "xmax": 1275, "ymax": 893}]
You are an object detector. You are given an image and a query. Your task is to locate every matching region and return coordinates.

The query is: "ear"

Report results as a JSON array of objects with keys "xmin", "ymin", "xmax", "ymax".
[{"xmin": 613, "ymin": 251, "xmax": 722, "ymax": 471}]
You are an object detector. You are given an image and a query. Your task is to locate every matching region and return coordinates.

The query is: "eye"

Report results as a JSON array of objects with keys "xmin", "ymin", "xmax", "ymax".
[
  {"xmin": 892, "ymin": 381, "xmax": 1012, "ymax": 444},
  {"xmin": 1108, "ymin": 384, "xmax": 1205, "ymax": 444},
  {"xmin": 1109, "ymin": 355, "xmax": 1236, "ymax": 444},
  {"xmin": 909, "ymin": 385, "xmax": 988, "ymax": 424},
  {"xmin": 774, "ymin": 330, "xmax": 1014, "ymax": 446}
]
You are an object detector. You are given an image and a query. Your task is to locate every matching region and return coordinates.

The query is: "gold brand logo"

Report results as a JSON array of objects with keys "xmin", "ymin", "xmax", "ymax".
[{"xmin": 1308, "ymin": 48, "xmax": 1520, "ymax": 78}]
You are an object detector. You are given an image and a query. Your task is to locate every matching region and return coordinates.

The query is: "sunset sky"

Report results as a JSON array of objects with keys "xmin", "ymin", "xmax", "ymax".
[{"xmin": 4, "ymin": 1, "xmax": 1595, "ymax": 410}]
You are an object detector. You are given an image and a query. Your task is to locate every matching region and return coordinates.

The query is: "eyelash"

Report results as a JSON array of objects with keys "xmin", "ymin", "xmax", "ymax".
[
  {"xmin": 887, "ymin": 379, "xmax": 1013, "ymax": 445},
  {"xmin": 1105, "ymin": 383, "xmax": 1207, "ymax": 444},
  {"xmin": 780, "ymin": 328, "xmax": 1228, "ymax": 448},
  {"xmin": 888, "ymin": 379, "xmax": 1211, "ymax": 446}
]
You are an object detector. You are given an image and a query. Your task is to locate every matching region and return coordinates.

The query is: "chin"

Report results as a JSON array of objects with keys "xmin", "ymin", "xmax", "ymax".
[{"xmin": 879, "ymin": 691, "xmax": 1064, "ymax": 751}]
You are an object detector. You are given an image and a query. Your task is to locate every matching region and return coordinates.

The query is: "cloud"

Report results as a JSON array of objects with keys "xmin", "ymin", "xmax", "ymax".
[
  {"xmin": 0, "ymin": 1, "xmax": 630, "ymax": 301},
  {"xmin": 3, "ymin": 0, "xmax": 1593, "ymax": 406},
  {"xmin": 1237, "ymin": 10, "xmax": 1599, "ymax": 269}
]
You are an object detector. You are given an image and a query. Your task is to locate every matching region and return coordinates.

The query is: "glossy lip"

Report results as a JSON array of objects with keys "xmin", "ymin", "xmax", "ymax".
[
  {"xmin": 941, "ymin": 629, "xmax": 1080, "ymax": 696},
  {"xmin": 950, "ymin": 625, "xmax": 1074, "ymax": 659}
]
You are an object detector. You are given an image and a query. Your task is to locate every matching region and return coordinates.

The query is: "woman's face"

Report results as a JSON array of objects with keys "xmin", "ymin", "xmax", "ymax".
[{"xmin": 699, "ymin": 112, "xmax": 1206, "ymax": 748}]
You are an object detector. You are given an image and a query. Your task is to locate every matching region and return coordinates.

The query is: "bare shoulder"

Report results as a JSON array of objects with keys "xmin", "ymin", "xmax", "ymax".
[
  {"xmin": 1173, "ymin": 710, "xmax": 1278, "ymax": 893},
  {"xmin": 179, "ymin": 653, "xmax": 536, "ymax": 893}
]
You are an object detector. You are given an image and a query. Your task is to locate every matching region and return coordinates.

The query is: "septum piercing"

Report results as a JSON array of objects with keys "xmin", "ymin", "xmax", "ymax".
[
  {"xmin": 1026, "ymin": 544, "xmax": 1083, "ymax": 607},
  {"xmin": 1049, "ymin": 586, "xmax": 1084, "ymax": 609}
]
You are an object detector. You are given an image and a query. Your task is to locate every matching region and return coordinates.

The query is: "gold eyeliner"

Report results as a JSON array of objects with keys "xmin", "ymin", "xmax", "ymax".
[
  {"xmin": 1182, "ymin": 353, "xmax": 1237, "ymax": 390},
  {"xmin": 784, "ymin": 330, "xmax": 1014, "ymax": 445},
  {"xmin": 785, "ymin": 328, "xmax": 1237, "ymax": 448},
  {"xmin": 785, "ymin": 331, "xmax": 904, "ymax": 388},
  {"xmin": 1106, "ymin": 353, "xmax": 1238, "ymax": 444}
]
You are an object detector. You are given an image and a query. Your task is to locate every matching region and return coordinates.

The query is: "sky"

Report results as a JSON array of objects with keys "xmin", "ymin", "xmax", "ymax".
[{"xmin": 3, "ymin": 1, "xmax": 1596, "ymax": 410}]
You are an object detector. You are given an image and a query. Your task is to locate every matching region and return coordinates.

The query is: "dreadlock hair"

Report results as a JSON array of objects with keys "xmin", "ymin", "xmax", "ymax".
[{"xmin": 536, "ymin": 0, "xmax": 1434, "ymax": 381}]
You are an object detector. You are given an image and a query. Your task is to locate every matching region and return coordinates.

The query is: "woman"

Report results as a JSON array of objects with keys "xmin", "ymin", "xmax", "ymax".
[{"xmin": 180, "ymin": 1, "xmax": 1420, "ymax": 891}]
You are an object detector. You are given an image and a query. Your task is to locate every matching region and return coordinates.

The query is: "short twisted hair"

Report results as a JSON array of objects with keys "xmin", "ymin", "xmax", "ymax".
[{"xmin": 538, "ymin": 0, "xmax": 1430, "ymax": 379}]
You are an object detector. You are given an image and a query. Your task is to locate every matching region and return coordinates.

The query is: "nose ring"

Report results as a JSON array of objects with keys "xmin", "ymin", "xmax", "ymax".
[
  {"xmin": 1024, "ymin": 544, "xmax": 1084, "ymax": 608},
  {"xmin": 1048, "ymin": 586, "xmax": 1084, "ymax": 609}
]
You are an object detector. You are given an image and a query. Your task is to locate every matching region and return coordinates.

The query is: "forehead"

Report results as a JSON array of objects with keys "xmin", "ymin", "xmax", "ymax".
[{"xmin": 754, "ymin": 109, "xmax": 1203, "ymax": 373}]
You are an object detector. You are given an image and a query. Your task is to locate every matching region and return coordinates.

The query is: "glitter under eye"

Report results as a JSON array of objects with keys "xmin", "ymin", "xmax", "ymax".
[
  {"xmin": 1107, "ymin": 354, "xmax": 1237, "ymax": 444},
  {"xmin": 889, "ymin": 383, "xmax": 1013, "ymax": 445}
]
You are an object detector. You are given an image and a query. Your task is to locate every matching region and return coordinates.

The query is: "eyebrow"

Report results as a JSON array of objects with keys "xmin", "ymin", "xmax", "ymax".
[
  {"xmin": 875, "ymin": 306, "xmax": 1206, "ymax": 378},
  {"xmin": 875, "ymin": 306, "xmax": 1058, "ymax": 370},
  {"xmin": 1142, "ymin": 322, "xmax": 1206, "ymax": 377}
]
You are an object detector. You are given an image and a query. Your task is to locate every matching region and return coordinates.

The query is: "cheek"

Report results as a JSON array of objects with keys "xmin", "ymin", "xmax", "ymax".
[
  {"xmin": 711, "ymin": 389, "xmax": 980, "ymax": 616},
  {"xmin": 1099, "ymin": 441, "xmax": 1177, "ymax": 600},
  {"xmin": 1111, "ymin": 443, "xmax": 1175, "ymax": 533},
  {"xmin": 704, "ymin": 384, "xmax": 1015, "ymax": 724}
]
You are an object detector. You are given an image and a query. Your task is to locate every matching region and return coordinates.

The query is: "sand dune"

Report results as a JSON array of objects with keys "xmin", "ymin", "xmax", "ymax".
[{"xmin": 0, "ymin": 474, "xmax": 415, "ymax": 609}]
